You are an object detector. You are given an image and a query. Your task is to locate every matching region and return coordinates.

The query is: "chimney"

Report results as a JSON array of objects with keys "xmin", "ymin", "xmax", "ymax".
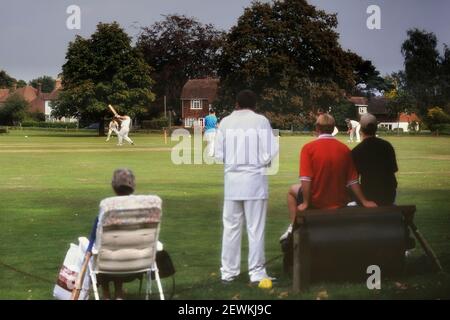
[
  {"xmin": 55, "ymin": 78, "xmax": 62, "ymax": 90},
  {"xmin": 37, "ymin": 83, "xmax": 42, "ymax": 96},
  {"xmin": 12, "ymin": 83, "xmax": 17, "ymax": 92}
]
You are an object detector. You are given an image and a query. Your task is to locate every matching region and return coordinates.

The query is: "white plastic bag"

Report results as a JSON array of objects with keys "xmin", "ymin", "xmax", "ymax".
[{"xmin": 53, "ymin": 237, "xmax": 91, "ymax": 300}]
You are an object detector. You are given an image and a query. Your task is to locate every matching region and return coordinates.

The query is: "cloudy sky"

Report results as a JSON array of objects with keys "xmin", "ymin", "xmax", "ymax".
[{"xmin": 1, "ymin": 0, "xmax": 449, "ymax": 81}]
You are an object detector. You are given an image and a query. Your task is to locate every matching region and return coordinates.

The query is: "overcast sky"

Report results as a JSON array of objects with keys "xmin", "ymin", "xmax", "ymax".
[{"xmin": 1, "ymin": 0, "xmax": 449, "ymax": 81}]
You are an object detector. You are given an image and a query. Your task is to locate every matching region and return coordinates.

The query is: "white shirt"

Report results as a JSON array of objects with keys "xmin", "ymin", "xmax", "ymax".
[
  {"xmin": 120, "ymin": 116, "xmax": 131, "ymax": 131},
  {"xmin": 109, "ymin": 121, "xmax": 118, "ymax": 130},
  {"xmin": 350, "ymin": 120, "xmax": 360, "ymax": 129},
  {"xmin": 214, "ymin": 110, "xmax": 279, "ymax": 200}
]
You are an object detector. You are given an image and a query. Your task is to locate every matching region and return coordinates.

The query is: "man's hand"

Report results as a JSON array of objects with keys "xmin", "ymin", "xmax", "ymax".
[
  {"xmin": 297, "ymin": 202, "xmax": 309, "ymax": 212},
  {"xmin": 362, "ymin": 200, "xmax": 378, "ymax": 208}
]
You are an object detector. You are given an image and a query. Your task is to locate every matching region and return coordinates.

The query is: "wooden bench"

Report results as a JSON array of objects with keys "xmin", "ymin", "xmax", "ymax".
[{"xmin": 292, "ymin": 205, "xmax": 442, "ymax": 293}]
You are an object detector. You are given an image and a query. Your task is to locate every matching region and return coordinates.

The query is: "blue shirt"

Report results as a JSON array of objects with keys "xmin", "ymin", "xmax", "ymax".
[{"xmin": 204, "ymin": 115, "xmax": 217, "ymax": 133}]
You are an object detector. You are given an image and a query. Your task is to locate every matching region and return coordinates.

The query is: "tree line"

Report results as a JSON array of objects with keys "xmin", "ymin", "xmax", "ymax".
[{"xmin": 1, "ymin": 0, "xmax": 449, "ymax": 133}]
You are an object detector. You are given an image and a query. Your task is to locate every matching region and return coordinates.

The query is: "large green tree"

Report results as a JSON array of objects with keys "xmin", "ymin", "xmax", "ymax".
[
  {"xmin": 52, "ymin": 22, "xmax": 155, "ymax": 135},
  {"xmin": 29, "ymin": 76, "xmax": 55, "ymax": 93},
  {"xmin": 215, "ymin": 0, "xmax": 380, "ymax": 116},
  {"xmin": 401, "ymin": 29, "xmax": 441, "ymax": 117},
  {"xmin": 440, "ymin": 45, "xmax": 450, "ymax": 110},
  {"xmin": 137, "ymin": 15, "xmax": 224, "ymax": 119}
]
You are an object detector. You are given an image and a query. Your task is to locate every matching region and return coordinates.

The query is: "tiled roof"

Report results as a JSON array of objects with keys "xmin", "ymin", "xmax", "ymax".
[
  {"xmin": 181, "ymin": 78, "xmax": 219, "ymax": 103},
  {"xmin": 399, "ymin": 112, "xmax": 420, "ymax": 122},
  {"xmin": 14, "ymin": 86, "xmax": 38, "ymax": 102},
  {"xmin": 348, "ymin": 96, "xmax": 368, "ymax": 106}
]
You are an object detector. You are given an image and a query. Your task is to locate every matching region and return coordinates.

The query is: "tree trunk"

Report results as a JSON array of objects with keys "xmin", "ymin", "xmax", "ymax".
[{"xmin": 98, "ymin": 117, "xmax": 105, "ymax": 136}]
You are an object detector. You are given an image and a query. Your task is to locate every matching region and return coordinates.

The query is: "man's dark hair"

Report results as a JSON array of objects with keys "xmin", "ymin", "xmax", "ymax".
[
  {"xmin": 236, "ymin": 90, "xmax": 257, "ymax": 110},
  {"xmin": 209, "ymin": 109, "xmax": 215, "ymax": 114}
]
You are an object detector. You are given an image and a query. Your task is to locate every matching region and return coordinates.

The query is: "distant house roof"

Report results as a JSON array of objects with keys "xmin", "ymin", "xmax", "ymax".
[
  {"xmin": 399, "ymin": 113, "xmax": 420, "ymax": 122},
  {"xmin": 0, "ymin": 89, "xmax": 9, "ymax": 103},
  {"xmin": 0, "ymin": 84, "xmax": 61, "ymax": 113},
  {"xmin": 47, "ymin": 88, "xmax": 61, "ymax": 100},
  {"xmin": 181, "ymin": 78, "xmax": 219, "ymax": 103},
  {"xmin": 368, "ymin": 97, "xmax": 388, "ymax": 115},
  {"xmin": 14, "ymin": 86, "xmax": 38, "ymax": 103},
  {"xmin": 348, "ymin": 96, "xmax": 368, "ymax": 106}
]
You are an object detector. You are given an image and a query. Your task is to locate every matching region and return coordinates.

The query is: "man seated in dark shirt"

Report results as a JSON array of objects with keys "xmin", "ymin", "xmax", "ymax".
[{"xmin": 351, "ymin": 113, "xmax": 398, "ymax": 205}]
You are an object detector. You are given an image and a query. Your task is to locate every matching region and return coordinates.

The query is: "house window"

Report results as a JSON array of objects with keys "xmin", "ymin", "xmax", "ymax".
[
  {"xmin": 184, "ymin": 118, "xmax": 196, "ymax": 127},
  {"xmin": 191, "ymin": 99, "xmax": 202, "ymax": 109},
  {"xmin": 358, "ymin": 106, "xmax": 367, "ymax": 114}
]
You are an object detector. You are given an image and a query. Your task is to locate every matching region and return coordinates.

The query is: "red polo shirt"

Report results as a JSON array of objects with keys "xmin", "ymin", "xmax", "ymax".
[{"xmin": 299, "ymin": 135, "xmax": 359, "ymax": 209}]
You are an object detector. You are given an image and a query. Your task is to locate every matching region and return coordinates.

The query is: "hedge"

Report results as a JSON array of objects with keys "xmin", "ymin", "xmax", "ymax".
[
  {"xmin": 141, "ymin": 117, "xmax": 170, "ymax": 130},
  {"xmin": 21, "ymin": 121, "xmax": 78, "ymax": 129},
  {"xmin": 0, "ymin": 127, "xmax": 9, "ymax": 134}
]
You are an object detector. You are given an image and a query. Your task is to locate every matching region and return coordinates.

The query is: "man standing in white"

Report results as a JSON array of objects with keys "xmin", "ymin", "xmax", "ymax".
[
  {"xmin": 105, "ymin": 119, "xmax": 120, "ymax": 142},
  {"xmin": 346, "ymin": 118, "xmax": 361, "ymax": 143},
  {"xmin": 116, "ymin": 115, "xmax": 134, "ymax": 146},
  {"xmin": 214, "ymin": 90, "xmax": 279, "ymax": 284}
]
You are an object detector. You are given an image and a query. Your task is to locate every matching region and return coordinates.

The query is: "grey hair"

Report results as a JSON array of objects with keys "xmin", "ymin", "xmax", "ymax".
[{"xmin": 111, "ymin": 168, "xmax": 136, "ymax": 195}]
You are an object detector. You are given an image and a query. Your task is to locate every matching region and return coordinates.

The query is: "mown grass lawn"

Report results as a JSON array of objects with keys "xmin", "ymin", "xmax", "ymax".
[{"xmin": 0, "ymin": 129, "xmax": 449, "ymax": 300}]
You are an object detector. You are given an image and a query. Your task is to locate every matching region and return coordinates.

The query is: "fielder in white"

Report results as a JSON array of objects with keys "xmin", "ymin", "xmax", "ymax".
[
  {"xmin": 105, "ymin": 119, "xmax": 120, "ymax": 142},
  {"xmin": 214, "ymin": 90, "xmax": 279, "ymax": 283},
  {"xmin": 116, "ymin": 115, "xmax": 134, "ymax": 146},
  {"xmin": 346, "ymin": 118, "xmax": 361, "ymax": 143}
]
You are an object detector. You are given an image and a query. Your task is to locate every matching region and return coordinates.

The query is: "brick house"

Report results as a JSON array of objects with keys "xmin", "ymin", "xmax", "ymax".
[
  {"xmin": 180, "ymin": 78, "xmax": 219, "ymax": 127},
  {"xmin": 0, "ymin": 79, "xmax": 76, "ymax": 122}
]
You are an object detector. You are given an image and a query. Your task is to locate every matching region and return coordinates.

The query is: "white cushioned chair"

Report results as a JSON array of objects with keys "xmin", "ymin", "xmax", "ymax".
[{"xmin": 88, "ymin": 195, "xmax": 164, "ymax": 300}]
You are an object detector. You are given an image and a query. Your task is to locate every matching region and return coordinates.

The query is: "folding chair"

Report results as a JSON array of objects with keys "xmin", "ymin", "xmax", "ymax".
[{"xmin": 88, "ymin": 195, "xmax": 165, "ymax": 300}]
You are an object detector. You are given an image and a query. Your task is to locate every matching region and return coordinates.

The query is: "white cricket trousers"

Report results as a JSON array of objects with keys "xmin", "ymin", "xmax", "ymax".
[
  {"xmin": 118, "ymin": 128, "xmax": 134, "ymax": 145},
  {"xmin": 106, "ymin": 128, "xmax": 119, "ymax": 141},
  {"xmin": 221, "ymin": 199, "xmax": 268, "ymax": 282},
  {"xmin": 350, "ymin": 124, "xmax": 361, "ymax": 142},
  {"xmin": 204, "ymin": 131, "xmax": 216, "ymax": 157}
]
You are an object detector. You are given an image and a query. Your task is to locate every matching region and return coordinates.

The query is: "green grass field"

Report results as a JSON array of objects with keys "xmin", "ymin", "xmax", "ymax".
[{"xmin": 0, "ymin": 129, "xmax": 449, "ymax": 300}]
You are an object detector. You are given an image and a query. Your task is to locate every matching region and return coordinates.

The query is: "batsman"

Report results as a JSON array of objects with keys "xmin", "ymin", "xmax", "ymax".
[{"xmin": 108, "ymin": 105, "xmax": 135, "ymax": 146}]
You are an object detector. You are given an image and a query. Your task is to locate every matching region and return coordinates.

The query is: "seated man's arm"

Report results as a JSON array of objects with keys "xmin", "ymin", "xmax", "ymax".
[
  {"xmin": 298, "ymin": 180, "xmax": 311, "ymax": 211},
  {"xmin": 350, "ymin": 183, "xmax": 377, "ymax": 208},
  {"xmin": 298, "ymin": 145, "xmax": 312, "ymax": 211},
  {"xmin": 347, "ymin": 150, "xmax": 377, "ymax": 208}
]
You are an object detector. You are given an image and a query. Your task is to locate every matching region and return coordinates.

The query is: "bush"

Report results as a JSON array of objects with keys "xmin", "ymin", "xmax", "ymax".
[
  {"xmin": 141, "ymin": 117, "xmax": 170, "ymax": 130},
  {"xmin": 0, "ymin": 127, "xmax": 9, "ymax": 134},
  {"xmin": 0, "ymin": 94, "xmax": 29, "ymax": 125},
  {"xmin": 264, "ymin": 112, "xmax": 307, "ymax": 130},
  {"xmin": 433, "ymin": 123, "xmax": 450, "ymax": 135},
  {"xmin": 21, "ymin": 121, "xmax": 78, "ymax": 129}
]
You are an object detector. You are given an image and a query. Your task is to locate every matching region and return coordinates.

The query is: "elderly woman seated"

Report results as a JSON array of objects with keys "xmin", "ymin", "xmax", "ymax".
[{"xmin": 87, "ymin": 168, "xmax": 137, "ymax": 300}]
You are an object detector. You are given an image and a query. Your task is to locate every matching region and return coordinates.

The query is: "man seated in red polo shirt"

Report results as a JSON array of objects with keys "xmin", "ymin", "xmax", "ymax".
[
  {"xmin": 287, "ymin": 113, "xmax": 377, "ymax": 223},
  {"xmin": 280, "ymin": 114, "xmax": 377, "ymax": 274}
]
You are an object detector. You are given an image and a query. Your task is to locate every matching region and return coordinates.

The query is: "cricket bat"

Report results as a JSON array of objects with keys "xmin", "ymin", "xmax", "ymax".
[{"xmin": 108, "ymin": 104, "xmax": 119, "ymax": 117}]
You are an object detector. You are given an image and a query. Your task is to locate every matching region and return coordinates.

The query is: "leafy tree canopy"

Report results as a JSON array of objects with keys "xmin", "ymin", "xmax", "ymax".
[
  {"xmin": 29, "ymin": 76, "xmax": 56, "ymax": 93},
  {"xmin": 137, "ymin": 14, "xmax": 224, "ymax": 118},
  {"xmin": 215, "ymin": 0, "xmax": 383, "ymax": 115},
  {"xmin": 52, "ymin": 22, "xmax": 155, "ymax": 135},
  {"xmin": 0, "ymin": 70, "xmax": 16, "ymax": 89}
]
